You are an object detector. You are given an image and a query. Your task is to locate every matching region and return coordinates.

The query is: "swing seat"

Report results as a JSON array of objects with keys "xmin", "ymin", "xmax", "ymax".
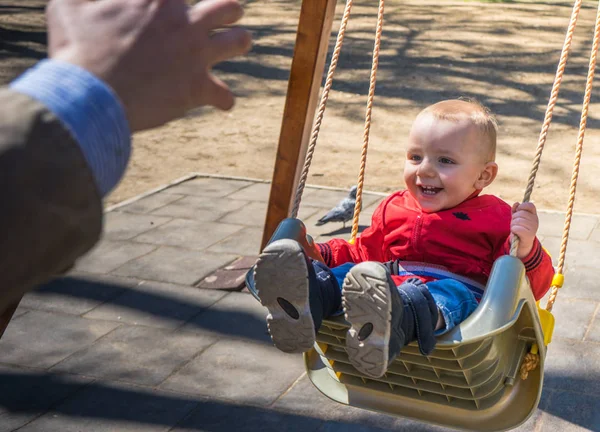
[{"xmin": 246, "ymin": 218, "xmax": 548, "ymax": 432}]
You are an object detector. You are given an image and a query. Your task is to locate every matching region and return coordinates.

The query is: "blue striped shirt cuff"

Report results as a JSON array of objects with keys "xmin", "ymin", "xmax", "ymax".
[{"xmin": 9, "ymin": 59, "xmax": 131, "ymax": 197}]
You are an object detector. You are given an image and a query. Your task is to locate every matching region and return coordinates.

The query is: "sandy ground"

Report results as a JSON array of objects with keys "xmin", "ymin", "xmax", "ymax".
[{"xmin": 3, "ymin": 0, "xmax": 600, "ymax": 214}]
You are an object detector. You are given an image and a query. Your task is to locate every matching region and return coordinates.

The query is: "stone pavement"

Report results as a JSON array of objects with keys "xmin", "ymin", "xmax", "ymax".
[{"xmin": 1, "ymin": 174, "xmax": 599, "ymax": 432}]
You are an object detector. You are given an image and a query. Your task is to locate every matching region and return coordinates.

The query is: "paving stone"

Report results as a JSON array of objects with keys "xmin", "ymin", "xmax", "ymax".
[
  {"xmin": 538, "ymin": 212, "xmax": 599, "ymax": 241},
  {"xmin": 183, "ymin": 291, "xmax": 270, "ymax": 343},
  {"xmin": 161, "ymin": 338, "xmax": 305, "ymax": 405},
  {"xmin": 162, "ymin": 177, "xmax": 253, "ymax": 198},
  {"xmin": 297, "ymin": 204, "xmax": 322, "ymax": 221},
  {"xmin": 11, "ymin": 306, "xmax": 29, "ymax": 320},
  {"xmin": 274, "ymin": 375, "xmax": 415, "ymax": 431},
  {"xmin": 539, "ymin": 389, "xmax": 600, "ymax": 432},
  {"xmin": 539, "ymin": 236, "xmax": 562, "ymax": 264},
  {"xmin": 0, "ymin": 410, "xmax": 33, "ymax": 432},
  {"xmin": 17, "ymin": 380, "xmax": 199, "ymax": 432},
  {"xmin": 133, "ymin": 219, "xmax": 243, "ymax": 250},
  {"xmin": 207, "ymin": 226, "xmax": 262, "ymax": 255},
  {"xmin": 541, "ymin": 236, "xmax": 600, "ymax": 270},
  {"xmin": 224, "ymin": 255, "xmax": 259, "ymax": 270},
  {"xmin": 84, "ymin": 280, "xmax": 226, "ymax": 328},
  {"xmin": 0, "ymin": 311, "xmax": 120, "ymax": 369},
  {"xmin": 74, "ymin": 240, "xmax": 157, "ymax": 274},
  {"xmin": 544, "ymin": 338, "xmax": 600, "ymax": 394},
  {"xmin": 52, "ymin": 325, "xmax": 216, "ymax": 386},
  {"xmin": 196, "ymin": 268, "xmax": 247, "ymax": 291},
  {"xmin": 308, "ymin": 197, "xmax": 383, "ymax": 233},
  {"xmin": 171, "ymin": 398, "xmax": 323, "ymax": 432},
  {"xmin": 304, "ymin": 206, "xmax": 372, "ymax": 242},
  {"xmin": 0, "ymin": 366, "xmax": 93, "ymax": 432},
  {"xmin": 301, "ymin": 188, "xmax": 383, "ymax": 210},
  {"xmin": 151, "ymin": 195, "xmax": 249, "ymax": 221},
  {"xmin": 21, "ymin": 274, "xmax": 134, "ymax": 316},
  {"xmin": 220, "ymin": 201, "xmax": 267, "ymax": 226},
  {"xmin": 558, "ymin": 268, "xmax": 600, "ymax": 301},
  {"xmin": 103, "ymin": 212, "xmax": 173, "ymax": 241},
  {"xmin": 112, "ymin": 246, "xmax": 237, "ymax": 285},
  {"xmin": 550, "ymin": 298, "xmax": 598, "ymax": 340},
  {"xmin": 225, "ymin": 182, "xmax": 271, "ymax": 201},
  {"xmin": 585, "ymin": 312, "xmax": 600, "ymax": 343},
  {"xmin": 587, "ymin": 221, "xmax": 600, "ymax": 244},
  {"xmin": 119, "ymin": 193, "xmax": 185, "ymax": 214},
  {"xmin": 212, "ymin": 197, "xmax": 321, "ymax": 228},
  {"xmin": 320, "ymin": 419, "xmax": 446, "ymax": 432}
]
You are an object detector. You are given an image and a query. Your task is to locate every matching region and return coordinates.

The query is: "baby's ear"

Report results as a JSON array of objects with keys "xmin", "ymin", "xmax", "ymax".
[{"xmin": 475, "ymin": 161, "xmax": 498, "ymax": 189}]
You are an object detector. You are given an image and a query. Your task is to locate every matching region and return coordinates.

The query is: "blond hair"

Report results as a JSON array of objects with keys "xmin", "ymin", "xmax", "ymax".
[{"xmin": 420, "ymin": 98, "xmax": 498, "ymax": 161}]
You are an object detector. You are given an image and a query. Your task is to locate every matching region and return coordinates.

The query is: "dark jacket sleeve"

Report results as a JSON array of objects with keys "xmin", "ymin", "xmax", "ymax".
[{"xmin": 0, "ymin": 88, "xmax": 103, "ymax": 314}]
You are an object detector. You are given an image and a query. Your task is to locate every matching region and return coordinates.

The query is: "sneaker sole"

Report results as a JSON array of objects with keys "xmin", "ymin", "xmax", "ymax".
[
  {"xmin": 343, "ymin": 263, "xmax": 392, "ymax": 378},
  {"xmin": 255, "ymin": 239, "xmax": 316, "ymax": 353}
]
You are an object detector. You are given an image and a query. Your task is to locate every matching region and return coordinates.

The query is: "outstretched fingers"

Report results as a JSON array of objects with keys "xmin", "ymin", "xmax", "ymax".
[
  {"xmin": 189, "ymin": 0, "xmax": 252, "ymax": 64},
  {"xmin": 207, "ymin": 27, "xmax": 252, "ymax": 66},
  {"xmin": 189, "ymin": 0, "xmax": 245, "ymax": 30},
  {"xmin": 186, "ymin": 0, "xmax": 251, "ymax": 110},
  {"xmin": 202, "ymin": 74, "xmax": 236, "ymax": 111}
]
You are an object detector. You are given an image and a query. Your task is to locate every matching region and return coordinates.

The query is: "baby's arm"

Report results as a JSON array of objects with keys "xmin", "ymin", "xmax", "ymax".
[
  {"xmin": 317, "ymin": 238, "xmax": 360, "ymax": 267},
  {"xmin": 510, "ymin": 202, "xmax": 554, "ymax": 299},
  {"xmin": 317, "ymin": 222, "xmax": 387, "ymax": 267}
]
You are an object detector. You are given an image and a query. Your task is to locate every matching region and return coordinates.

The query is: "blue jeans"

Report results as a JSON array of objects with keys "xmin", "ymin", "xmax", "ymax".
[{"xmin": 328, "ymin": 262, "xmax": 479, "ymax": 334}]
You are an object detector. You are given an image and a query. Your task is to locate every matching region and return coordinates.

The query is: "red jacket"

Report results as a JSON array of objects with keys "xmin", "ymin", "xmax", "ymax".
[{"xmin": 317, "ymin": 190, "xmax": 554, "ymax": 300}]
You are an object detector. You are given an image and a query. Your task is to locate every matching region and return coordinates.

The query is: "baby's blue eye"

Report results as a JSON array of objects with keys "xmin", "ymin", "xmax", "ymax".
[
  {"xmin": 409, "ymin": 154, "xmax": 422, "ymax": 161},
  {"xmin": 439, "ymin": 157, "xmax": 455, "ymax": 164}
]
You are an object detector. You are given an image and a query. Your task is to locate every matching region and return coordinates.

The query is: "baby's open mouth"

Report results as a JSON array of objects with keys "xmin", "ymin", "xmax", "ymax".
[{"xmin": 419, "ymin": 185, "xmax": 443, "ymax": 195}]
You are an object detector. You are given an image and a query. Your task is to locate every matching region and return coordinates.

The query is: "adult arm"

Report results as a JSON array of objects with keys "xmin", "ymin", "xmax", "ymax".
[{"xmin": 0, "ymin": 88, "xmax": 103, "ymax": 313}]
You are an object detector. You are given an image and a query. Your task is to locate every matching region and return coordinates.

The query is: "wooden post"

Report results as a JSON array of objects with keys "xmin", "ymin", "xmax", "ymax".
[{"xmin": 260, "ymin": 0, "xmax": 338, "ymax": 250}]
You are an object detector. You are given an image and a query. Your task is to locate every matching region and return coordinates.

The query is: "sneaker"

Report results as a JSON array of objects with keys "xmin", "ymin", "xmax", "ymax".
[
  {"xmin": 342, "ymin": 261, "xmax": 406, "ymax": 378},
  {"xmin": 254, "ymin": 239, "xmax": 316, "ymax": 353}
]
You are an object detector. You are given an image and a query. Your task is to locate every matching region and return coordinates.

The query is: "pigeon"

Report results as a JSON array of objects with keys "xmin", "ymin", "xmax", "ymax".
[{"xmin": 316, "ymin": 185, "xmax": 358, "ymax": 228}]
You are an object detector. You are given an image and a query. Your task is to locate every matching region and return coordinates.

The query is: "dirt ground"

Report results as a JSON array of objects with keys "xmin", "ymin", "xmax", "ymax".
[{"xmin": 3, "ymin": 0, "xmax": 600, "ymax": 214}]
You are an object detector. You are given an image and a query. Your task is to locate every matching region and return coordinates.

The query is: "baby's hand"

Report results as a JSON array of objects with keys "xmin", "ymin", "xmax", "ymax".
[{"xmin": 511, "ymin": 202, "xmax": 539, "ymax": 259}]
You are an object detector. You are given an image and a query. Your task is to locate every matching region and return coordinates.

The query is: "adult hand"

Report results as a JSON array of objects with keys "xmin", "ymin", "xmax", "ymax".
[
  {"xmin": 511, "ymin": 201, "xmax": 539, "ymax": 259},
  {"xmin": 46, "ymin": 0, "xmax": 252, "ymax": 131}
]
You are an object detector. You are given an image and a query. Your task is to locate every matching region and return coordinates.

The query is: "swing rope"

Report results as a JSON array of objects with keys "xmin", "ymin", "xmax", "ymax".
[
  {"xmin": 510, "ymin": 0, "xmax": 582, "ymax": 258},
  {"xmin": 520, "ymin": 0, "xmax": 600, "ymax": 380},
  {"xmin": 350, "ymin": 0, "xmax": 385, "ymax": 243},
  {"xmin": 547, "ymin": 2, "xmax": 600, "ymax": 312},
  {"xmin": 290, "ymin": 0, "xmax": 354, "ymax": 219}
]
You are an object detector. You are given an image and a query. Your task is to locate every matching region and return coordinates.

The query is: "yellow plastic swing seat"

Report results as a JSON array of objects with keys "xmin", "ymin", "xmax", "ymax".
[{"xmin": 249, "ymin": 218, "xmax": 549, "ymax": 432}]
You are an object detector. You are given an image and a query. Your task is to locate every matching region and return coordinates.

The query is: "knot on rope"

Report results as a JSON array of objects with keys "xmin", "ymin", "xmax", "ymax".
[{"xmin": 520, "ymin": 352, "xmax": 540, "ymax": 380}]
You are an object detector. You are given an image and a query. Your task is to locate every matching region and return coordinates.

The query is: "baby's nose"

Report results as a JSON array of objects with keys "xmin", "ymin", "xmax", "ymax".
[{"xmin": 417, "ymin": 160, "xmax": 435, "ymax": 177}]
